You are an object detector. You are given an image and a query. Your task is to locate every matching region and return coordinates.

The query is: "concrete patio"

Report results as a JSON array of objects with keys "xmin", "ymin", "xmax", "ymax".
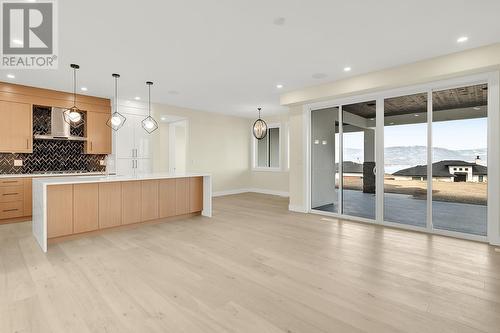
[{"xmin": 313, "ymin": 189, "xmax": 487, "ymax": 236}]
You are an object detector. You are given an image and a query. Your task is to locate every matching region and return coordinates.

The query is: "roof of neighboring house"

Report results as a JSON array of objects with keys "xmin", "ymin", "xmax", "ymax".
[
  {"xmin": 335, "ymin": 161, "xmax": 363, "ymax": 174},
  {"xmin": 393, "ymin": 160, "xmax": 487, "ymax": 177}
]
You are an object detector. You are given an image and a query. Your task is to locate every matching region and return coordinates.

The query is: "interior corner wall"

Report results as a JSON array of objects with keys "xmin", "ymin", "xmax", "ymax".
[
  {"xmin": 151, "ymin": 104, "xmax": 251, "ymax": 193},
  {"xmin": 288, "ymin": 105, "xmax": 306, "ymax": 211}
]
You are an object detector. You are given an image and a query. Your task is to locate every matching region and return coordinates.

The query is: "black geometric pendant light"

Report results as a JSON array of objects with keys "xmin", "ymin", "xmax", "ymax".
[
  {"xmin": 141, "ymin": 81, "xmax": 158, "ymax": 134},
  {"xmin": 106, "ymin": 73, "xmax": 127, "ymax": 131},
  {"xmin": 252, "ymin": 107, "xmax": 268, "ymax": 140},
  {"xmin": 62, "ymin": 64, "xmax": 85, "ymax": 128}
]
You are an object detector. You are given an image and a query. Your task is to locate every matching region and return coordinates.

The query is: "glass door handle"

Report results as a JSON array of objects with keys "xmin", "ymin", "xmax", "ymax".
[{"xmin": 373, "ymin": 166, "xmax": 377, "ymax": 175}]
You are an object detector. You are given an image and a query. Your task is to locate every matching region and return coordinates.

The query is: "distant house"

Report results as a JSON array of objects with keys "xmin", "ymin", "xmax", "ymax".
[{"xmin": 393, "ymin": 160, "xmax": 487, "ymax": 182}]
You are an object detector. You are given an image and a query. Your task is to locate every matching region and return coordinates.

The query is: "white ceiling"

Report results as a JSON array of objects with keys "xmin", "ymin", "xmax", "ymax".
[{"xmin": 2, "ymin": 0, "xmax": 500, "ymax": 118}]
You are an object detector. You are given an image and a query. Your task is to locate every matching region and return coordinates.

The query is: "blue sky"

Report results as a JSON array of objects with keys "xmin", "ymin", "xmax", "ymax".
[{"xmin": 342, "ymin": 118, "xmax": 487, "ymax": 150}]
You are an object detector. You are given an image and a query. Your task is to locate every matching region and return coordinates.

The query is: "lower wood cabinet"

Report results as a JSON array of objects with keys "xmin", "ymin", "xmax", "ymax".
[
  {"xmin": 46, "ymin": 177, "xmax": 205, "ymax": 239},
  {"xmin": 23, "ymin": 178, "xmax": 32, "ymax": 216},
  {"xmin": 122, "ymin": 181, "xmax": 141, "ymax": 225},
  {"xmin": 98, "ymin": 182, "xmax": 122, "ymax": 229},
  {"xmin": 189, "ymin": 177, "xmax": 203, "ymax": 213},
  {"xmin": 175, "ymin": 178, "xmax": 189, "ymax": 215},
  {"xmin": 73, "ymin": 183, "xmax": 99, "ymax": 233},
  {"xmin": 159, "ymin": 179, "xmax": 176, "ymax": 218},
  {"xmin": 47, "ymin": 185, "xmax": 73, "ymax": 238},
  {"xmin": 141, "ymin": 180, "xmax": 159, "ymax": 221}
]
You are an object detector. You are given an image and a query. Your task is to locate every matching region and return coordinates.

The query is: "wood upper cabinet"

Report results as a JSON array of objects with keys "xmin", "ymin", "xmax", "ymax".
[
  {"xmin": 85, "ymin": 111, "xmax": 111, "ymax": 154},
  {"xmin": 189, "ymin": 177, "xmax": 203, "ymax": 213},
  {"xmin": 159, "ymin": 179, "xmax": 176, "ymax": 218},
  {"xmin": 141, "ymin": 180, "xmax": 159, "ymax": 221},
  {"xmin": 73, "ymin": 183, "xmax": 99, "ymax": 233},
  {"xmin": 47, "ymin": 185, "xmax": 73, "ymax": 238},
  {"xmin": 122, "ymin": 181, "xmax": 141, "ymax": 225},
  {"xmin": 0, "ymin": 100, "xmax": 32, "ymax": 153},
  {"xmin": 98, "ymin": 182, "xmax": 122, "ymax": 229}
]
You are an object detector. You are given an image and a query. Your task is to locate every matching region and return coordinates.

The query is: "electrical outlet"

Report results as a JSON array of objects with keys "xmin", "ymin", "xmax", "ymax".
[
  {"xmin": 99, "ymin": 159, "xmax": 106, "ymax": 166},
  {"xmin": 13, "ymin": 159, "xmax": 23, "ymax": 167}
]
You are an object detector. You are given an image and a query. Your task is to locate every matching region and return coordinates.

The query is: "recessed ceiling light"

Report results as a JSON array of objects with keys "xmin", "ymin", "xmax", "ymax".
[
  {"xmin": 276, "ymin": 84, "xmax": 283, "ymax": 89},
  {"xmin": 312, "ymin": 73, "xmax": 327, "ymax": 79},
  {"xmin": 134, "ymin": 96, "xmax": 141, "ymax": 100},
  {"xmin": 273, "ymin": 17, "xmax": 286, "ymax": 26},
  {"xmin": 473, "ymin": 106, "xmax": 481, "ymax": 110},
  {"xmin": 343, "ymin": 67, "xmax": 351, "ymax": 72},
  {"xmin": 457, "ymin": 36, "xmax": 468, "ymax": 43},
  {"xmin": 414, "ymin": 114, "xmax": 419, "ymax": 117},
  {"xmin": 80, "ymin": 87, "xmax": 88, "ymax": 91},
  {"xmin": 6, "ymin": 74, "xmax": 15, "ymax": 79},
  {"xmin": 389, "ymin": 122, "xmax": 394, "ymax": 125}
]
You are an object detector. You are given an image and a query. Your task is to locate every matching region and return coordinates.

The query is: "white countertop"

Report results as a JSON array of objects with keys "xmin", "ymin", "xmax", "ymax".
[
  {"xmin": 0, "ymin": 172, "xmax": 110, "ymax": 179},
  {"xmin": 32, "ymin": 172, "xmax": 211, "ymax": 186}
]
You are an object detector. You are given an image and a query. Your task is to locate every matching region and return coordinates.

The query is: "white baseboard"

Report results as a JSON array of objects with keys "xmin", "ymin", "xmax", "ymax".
[
  {"xmin": 247, "ymin": 188, "xmax": 289, "ymax": 197},
  {"xmin": 288, "ymin": 205, "xmax": 307, "ymax": 213},
  {"xmin": 212, "ymin": 188, "xmax": 249, "ymax": 197},
  {"xmin": 213, "ymin": 188, "xmax": 289, "ymax": 198}
]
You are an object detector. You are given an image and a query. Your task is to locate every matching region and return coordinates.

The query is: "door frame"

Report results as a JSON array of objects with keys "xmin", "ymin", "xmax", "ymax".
[
  {"xmin": 304, "ymin": 71, "xmax": 500, "ymax": 245},
  {"xmin": 168, "ymin": 120, "xmax": 188, "ymax": 174}
]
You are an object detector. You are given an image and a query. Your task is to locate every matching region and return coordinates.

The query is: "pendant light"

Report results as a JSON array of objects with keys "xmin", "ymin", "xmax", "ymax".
[
  {"xmin": 106, "ymin": 73, "xmax": 127, "ymax": 131},
  {"xmin": 252, "ymin": 107, "xmax": 267, "ymax": 140},
  {"xmin": 63, "ymin": 64, "xmax": 85, "ymax": 128},
  {"xmin": 141, "ymin": 81, "xmax": 158, "ymax": 133}
]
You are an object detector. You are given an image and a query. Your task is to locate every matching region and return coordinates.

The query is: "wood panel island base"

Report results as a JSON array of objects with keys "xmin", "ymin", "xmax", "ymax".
[{"xmin": 32, "ymin": 173, "xmax": 212, "ymax": 252}]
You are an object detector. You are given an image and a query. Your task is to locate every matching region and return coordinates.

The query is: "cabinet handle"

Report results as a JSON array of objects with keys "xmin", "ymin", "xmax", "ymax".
[
  {"xmin": 90, "ymin": 141, "xmax": 93, "ymax": 151},
  {"xmin": 26, "ymin": 138, "xmax": 29, "ymax": 149},
  {"xmin": 2, "ymin": 193, "xmax": 19, "ymax": 196},
  {"xmin": 3, "ymin": 209, "xmax": 18, "ymax": 212},
  {"xmin": 2, "ymin": 181, "xmax": 17, "ymax": 184}
]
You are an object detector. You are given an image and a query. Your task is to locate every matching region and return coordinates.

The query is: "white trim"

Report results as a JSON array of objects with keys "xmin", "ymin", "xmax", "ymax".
[
  {"xmin": 427, "ymin": 88, "xmax": 433, "ymax": 232},
  {"xmin": 304, "ymin": 71, "xmax": 499, "ymax": 245},
  {"xmin": 252, "ymin": 122, "xmax": 282, "ymax": 171},
  {"xmin": 289, "ymin": 205, "xmax": 308, "ymax": 213},
  {"xmin": 213, "ymin": 188, "xmax": 289, "ymax": 198},
  {"xmin": 248, "ymin": 188, "xmax": 289, "ymax": 197},
  {"xmin": 303, "ymin": 108, "xmax": 311, "ymax": 212},
  {"xmin": 487, "ymin": 71, "xmax": 500, "ymax": 245},
  {"xmin": 375, "ymin": 97, "xmax": 384, "ymax": 223},
  {"xmin": 252, "ymin": 167, "xmax": 283, "ymax": 172},
  {"xmin": 212, "ymin": 188, "xmax": 250, "ymax": 197}
]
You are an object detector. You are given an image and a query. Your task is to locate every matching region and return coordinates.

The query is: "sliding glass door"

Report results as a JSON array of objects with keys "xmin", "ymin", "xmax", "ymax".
[
  {"xmin": 383, "ymin": 93, "xmax": 427, "ymax": 227},
  {"xmin": 311, "ymin": 107, "xmax": 339, "ymax": 213},
  {"xmin": 431, "ymin": 84, "xmax": 488, "ymax": 236},
  {"xmin": 310, "ymin": 78, "xmax": 491, "ymax": 239},
  {"xmin": 342, "ymin": 101, "xmax": 376, "ymax": 219}
]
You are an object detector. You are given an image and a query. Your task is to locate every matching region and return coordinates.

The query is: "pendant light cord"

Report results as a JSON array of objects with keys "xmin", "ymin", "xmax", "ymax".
[
  {"xmin": 148, "ymin": 84, "xmax": 151, "ymax": 117},
  {"xmin": 73, "ymin": 67, "xmax": 76, "ymax": 106},
  {"xmin": 114, "ymin": 75, "xmax": 118, "ymax": 112}
]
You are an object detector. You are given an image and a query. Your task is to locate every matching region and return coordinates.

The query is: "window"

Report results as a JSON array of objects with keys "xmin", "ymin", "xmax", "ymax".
[{"xmin": 254, "ymin": 126, "xmax": 280, "ymax": 169}]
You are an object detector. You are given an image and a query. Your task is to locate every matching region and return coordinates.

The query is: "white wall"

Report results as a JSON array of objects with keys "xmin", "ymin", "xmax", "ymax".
[{"xmin": 150, "ymin": 103, "xmax": 251, "ymax": 194}]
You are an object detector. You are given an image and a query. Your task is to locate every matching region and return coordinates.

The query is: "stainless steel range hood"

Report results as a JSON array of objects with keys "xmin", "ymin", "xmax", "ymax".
[{"xmin": 33, "ymin": 107, "xmax": 86, "ymax": 141}]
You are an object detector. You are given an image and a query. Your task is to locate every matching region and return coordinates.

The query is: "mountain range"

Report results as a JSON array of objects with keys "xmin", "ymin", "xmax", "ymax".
[{"xmin": 344, "ymin": 146, "xmax": 487, "ymax": 168}]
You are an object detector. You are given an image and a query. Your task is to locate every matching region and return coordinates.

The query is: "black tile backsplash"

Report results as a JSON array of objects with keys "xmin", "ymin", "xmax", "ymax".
[{"xmin": 0, "ymin": 106, "xmax": 106, "ymax": 174}]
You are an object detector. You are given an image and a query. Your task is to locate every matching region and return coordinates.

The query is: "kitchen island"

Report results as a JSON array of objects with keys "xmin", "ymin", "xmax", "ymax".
[{"xmin": 32, "ymin": 173, "xmax": 212, "ymax": 252}]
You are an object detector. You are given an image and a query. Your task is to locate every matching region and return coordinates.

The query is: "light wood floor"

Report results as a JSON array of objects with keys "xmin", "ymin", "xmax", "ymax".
[{"xmin": 1, "ymin": 193, "xmax": 500, "ymax": 333}]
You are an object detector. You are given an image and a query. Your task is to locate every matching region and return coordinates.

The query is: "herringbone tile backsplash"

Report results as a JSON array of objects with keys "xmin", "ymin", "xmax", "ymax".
[{"xmin": 0, "ymin": 107, "xmax": 106, "ymax": 174}]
